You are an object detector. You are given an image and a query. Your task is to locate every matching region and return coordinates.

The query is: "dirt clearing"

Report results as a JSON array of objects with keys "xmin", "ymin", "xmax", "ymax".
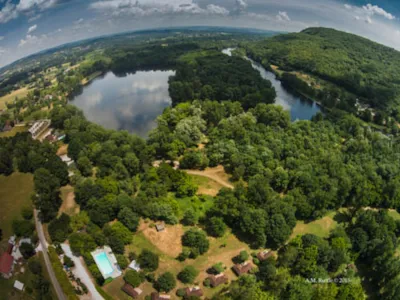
[
  {"xmin": 138, "ymin": 220, "xmax": 184, "ymax": 257},
  {"xmin": 184, "ymin": 165, "xmax": 233, "ymax": 189}
]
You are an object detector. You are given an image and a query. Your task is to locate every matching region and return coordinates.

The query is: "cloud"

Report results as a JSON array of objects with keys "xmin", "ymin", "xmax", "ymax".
[
  {"xmin": 344, "ymin": 4, "xmax": 352, "ymax": 10},
  {"xmin": 0, "ymin": 47, "xmax": 8, "ymax": 54},
  {"xmin": 73, "ymin": 17, "xmax": 84, "ymax": 25},
  {"xmin": 28, "ymin": 13, "xmax": 41, "ymax": 22},
  {"xmin": 0, "ymin": 0, "xmax": 63, "ymax": 23},
  {"xmin": 0, "ymin": 36, "xmax": 4, "ymax": 41},
  {"xmin": 276, "ymin": 11, "xmax": 290, "ymax": 22},
  {"xmin": 90, "ymin": 0, "xmax": 231, "ymax": 17},
  {"xmin": 363, "ymin": 4, "xmax": 395, "ymax": 20},
  {"xmin": 27, "ymin": 24, "xmax": 37, "ymax": 34},
  {"xmin": 365, "ymin": 16, "xmax": 372, "ymax": 24},
  {"xmin": 0, "ymin": 1, "xmax": 18, "ymax": 23}
]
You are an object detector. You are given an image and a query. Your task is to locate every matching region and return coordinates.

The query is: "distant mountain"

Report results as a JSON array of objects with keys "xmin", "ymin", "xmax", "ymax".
[{"xmin": 247, "ymin": 27, "xmax": 400, "ymax": 112}]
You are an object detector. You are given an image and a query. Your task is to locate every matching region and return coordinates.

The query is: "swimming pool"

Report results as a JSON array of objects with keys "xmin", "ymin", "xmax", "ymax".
[{"xmin": 94, "ymin": 252, "xmax": 114, "ymax": 276}]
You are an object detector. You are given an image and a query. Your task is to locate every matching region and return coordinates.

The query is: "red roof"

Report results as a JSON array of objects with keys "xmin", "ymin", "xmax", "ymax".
[
  {"xmin": 0, "ymin": 252, "xmax": 13, "ymax": 274},
  {"xmin": 6, "ymin": 243, "xmax": 14, "ymax": 254}
]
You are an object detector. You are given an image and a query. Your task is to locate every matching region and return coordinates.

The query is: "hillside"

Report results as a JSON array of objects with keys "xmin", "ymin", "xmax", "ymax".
[{"xmin": 246, "ymin": 27, "xmax": 400, "ymax": 114}]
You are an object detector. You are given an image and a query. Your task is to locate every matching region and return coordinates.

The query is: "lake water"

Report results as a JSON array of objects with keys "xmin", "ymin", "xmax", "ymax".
[
  {"xmin": 71, "ymin": 70, "xmax": 175, "ymax": 137},
  {"xmin": 222, "ymin": 48, "xmax": 321, "ymax": 121}
]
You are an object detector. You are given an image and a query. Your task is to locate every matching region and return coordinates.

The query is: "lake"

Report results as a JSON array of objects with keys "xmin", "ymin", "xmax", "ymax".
[
  {"xmin": 71, "ymin": 70, "xmax": 175, "ymax": 137},
  {"xmin": 222, "ymin": 48, "xmax": 321, "ymax": 121}
]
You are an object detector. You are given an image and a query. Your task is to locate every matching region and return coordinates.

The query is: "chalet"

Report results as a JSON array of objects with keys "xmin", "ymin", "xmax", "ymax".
[
  {"xmin": 257, "ymin": 250, "xmax": 273, "ymax": 261},
  {"xmin": 121, "ymin": 283, "xmax": 142, "ymax": 298},
  {"xmin": 232, "ymin": 261, "xmax": 253, "ymax": 276},
  {"xmin": 151, "ymin": 292, "xmax": 171, "ymax": 300},
  {"xmin": 207, "ymin": 273, "xmax": 228, "ymax": 287},
  {"xmin": 0, "ymin": 252, "xmax": 14, "ymax": 278},
  {"xmin": 185, "ymin": 286, "xmax": 203, "ymax": 298},
  {"xmin": 128, "ymin": 260, "xmax": 140, "ymax": 272},
  {"xmin": 155, "ymin": 222, "xmax": 165, "ymax": 232}
]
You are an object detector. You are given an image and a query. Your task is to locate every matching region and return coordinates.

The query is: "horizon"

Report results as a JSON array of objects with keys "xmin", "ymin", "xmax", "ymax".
[{"xmin": 1, "ymin": 0, "xmax": 400, "ymax": 68}]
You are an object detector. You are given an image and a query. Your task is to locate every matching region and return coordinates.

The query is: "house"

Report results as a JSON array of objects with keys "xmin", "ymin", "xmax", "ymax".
[
  {"xmin": 207, "ymin": 273, "xmax": 228, "ymax": 287},
  {"xmin": 155, "ymin": 222, "xmax": 165, "ymax": 232},
  {"xmin": 151, "ymin": 292, "xmax": 171, "ymax": 300},
  {"xmin": 232, "ymin": 261, "xmax": 253, "ymax": 276},
  {"xmin": 14, "ymin": 280, "xmax": 24, "ymax": 291},
  {"xmin": 45, "ymin": 134, "xmax": 57, "ymax": 143},
  {"xmin": 257, "ymin": 250, "xmax": 273, "ymax": 261},
  {"xmin": 28, "ymin": 120, "xmax": 51, "ymax": 139},
  {"xmin": 128, "ymin": 260, "xmax": 140, "ymax": 272},
  {"xmin": 185, "ymin": 286, "xmax": 203, "ymax": 298},
  {"xmin": 121, "ymin": 283, "xmax": 142, "ymax": 298},
  {"xmin": 0, "ymin": 252, "xmax": 14, "ymax": 278}
]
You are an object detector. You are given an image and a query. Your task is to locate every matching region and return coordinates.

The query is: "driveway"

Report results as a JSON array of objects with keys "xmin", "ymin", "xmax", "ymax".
[
  {"xmin": 61, "ymin": 243, "xmax": 104, "ymax": 300},
  {"xmin": 34, "ymin": 209, "xmax": 67, "ymax": 300}
]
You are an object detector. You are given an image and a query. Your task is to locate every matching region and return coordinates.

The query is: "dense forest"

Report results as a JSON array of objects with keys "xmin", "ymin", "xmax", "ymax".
[{"xmin": 246, "ymin": 27, "xmax": 400, "ymax": 117}]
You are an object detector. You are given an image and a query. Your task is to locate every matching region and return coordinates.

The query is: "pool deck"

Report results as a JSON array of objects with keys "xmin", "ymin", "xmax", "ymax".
[{"xmin": 91, "ymin": 246, "xmax": 122, "ymax": 279}]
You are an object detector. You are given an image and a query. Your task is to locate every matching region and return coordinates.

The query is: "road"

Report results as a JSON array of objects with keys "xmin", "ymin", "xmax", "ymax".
[
  {"xmin": 34, "ymin": 209, "xmax": 67, "ymax": 300},
  {"xmin": 61, "ymin": 243, "xmax": 104, "ymax": 300}
]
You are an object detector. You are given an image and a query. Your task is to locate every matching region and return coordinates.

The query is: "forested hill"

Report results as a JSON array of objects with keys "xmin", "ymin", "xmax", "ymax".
[{"xmin": 246, "ymin": 27, "xmax": 400, "ymax": 113}]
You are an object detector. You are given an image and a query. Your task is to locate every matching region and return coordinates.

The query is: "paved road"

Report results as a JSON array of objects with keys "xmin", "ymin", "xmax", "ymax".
[
  {"xmin": 61, "ymin": 243, "xmax": 104, "ymax": 300},
  {"xmin": 34, "ymin": 209, "xmax": 67, "ymax": 300}
]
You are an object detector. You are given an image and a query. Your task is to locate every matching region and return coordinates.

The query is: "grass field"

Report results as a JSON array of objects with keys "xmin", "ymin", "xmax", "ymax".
[
  {"xmin": 0, "ymin": 173, "xmax": 34, "ymax": 244},
  {"xmin": 189, "ymin": 174, "xmax": 224, "ymax": 197},
  {"xmin": 291, "ymin": 211, "xmax": 338, "ymax": 240},
  {"xmin": 0, "ymin": 126, "xmax": 27, "ymax": 138},
  {"xmin": 0, "ymin": 88, "xmax": 30, "ymax": 109},
  {"xmin": 59, "ymin": 185, "xmax": 79, "ymax": 216}
]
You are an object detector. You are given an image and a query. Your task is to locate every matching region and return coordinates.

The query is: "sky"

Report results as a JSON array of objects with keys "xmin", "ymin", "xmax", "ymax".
[{"xmin": 0, "ymin": 0, "xmax": 400, "ymax": 67}]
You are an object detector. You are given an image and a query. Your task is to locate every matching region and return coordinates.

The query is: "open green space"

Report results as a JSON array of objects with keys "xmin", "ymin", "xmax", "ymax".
[{"xmin": 0, "ymin": 173, "xmax": 34, "ymax": 244}]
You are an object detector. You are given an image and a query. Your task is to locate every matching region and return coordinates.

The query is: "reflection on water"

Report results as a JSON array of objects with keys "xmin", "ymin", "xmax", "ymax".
[
  {"xmin": 71, "ymin": 70, "xmax": 175, "ymax": 137},
  {"xmin": 222, "ymin": 48, "xmax": 321, "ymax": 121}
]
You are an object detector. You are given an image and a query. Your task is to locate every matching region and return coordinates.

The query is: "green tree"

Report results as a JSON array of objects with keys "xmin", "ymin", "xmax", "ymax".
[
  {"xmin": 124, "ymin": 270, "xmax": 144, "ymax": 288},
  {"xmin": 182, "ymin": 229, "xmax": 210, "ymax": 255},
  {"xmin": 138, "ymin": 249, "xmax": 159, "ymax": 272},
  {"xmin": 118, "ymin": 207, "xmax": 140, "ymax": 232},
  {"xmin": 77, "ymin": 156, "xmax": 93, "ymax": 177},
  {"xmin": 206, "ymin": 216, "xmax": 227, "ymax": 237},
  {"xmin": 155, "ymin": 272, "xmax": 176, "ymax": 292},
  {"xmin": 178, "ymin": 266, "xmax": 199, "ymax": 284},
  {"xmin": 20, "ymin": 242, "xmax": 35, "ymax": 259}
]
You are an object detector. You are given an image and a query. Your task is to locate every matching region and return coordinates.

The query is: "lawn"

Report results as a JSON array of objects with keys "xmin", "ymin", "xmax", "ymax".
[
  {"xmin": 290, "ymin": 211, "xmax": 338, "ymax": 240},
  {"xmin": 0, "ymin": 126, "xmax": 27, "ymax": 138},
  {"xmin": 0, "ymin": 172, "xmax": 34, "ymax": 246},
  {"xmin": 58, "ymin": 185, "xmax": 79, "ymax": 216},
  {"xmin": 0, "ymin": 87, "xmax": 30, "ymax": 110},
  {"xmin": 189, "ymin": 174, "xmax": 224, "ymax": 197}
]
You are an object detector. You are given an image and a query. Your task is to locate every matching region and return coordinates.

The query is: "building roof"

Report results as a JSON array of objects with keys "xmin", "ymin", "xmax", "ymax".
[
  {"xmin": 14, "ymin": 280, "xmax": 24, "ymax": 291},
  {"xmin": 151, "ymin": 292, "xmax": 171, "ymax": 300},
  {"xmin": 155, "ymin": 222, "xmax": 165, "ymax": 232},
  {"xmin": 233, "ymin": 261, "xmax": 253, "ymax": 276},
  {"xmin": 208, "ymin": 273, "xmax": 228, "ymax": 287},
  {"xmin": 257, "ymin": 250, "xmax": 273, "ymax": 261},
  {"xmin": 185, "ymin": 286, "xmax": 203, "ymax": 297},
  {"xmin": 6, "ymin": 243, "xmax": 14, "ymax": 255},
  {"xmin": 0, "ymin": 252, "xmax": 13, "ymax": 274},
  {"xmin": 128, "ymin": 260, "xmax": 141, "ymax": 271},
  {"xmin": 121, "ymin": 284, "xmax": 142, "ymax": 298}
]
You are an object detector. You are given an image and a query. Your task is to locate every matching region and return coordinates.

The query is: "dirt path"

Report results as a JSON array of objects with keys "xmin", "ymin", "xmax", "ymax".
[{"xmin": 184, "ymin": 165, "xmax": 234, "ymax": 189}]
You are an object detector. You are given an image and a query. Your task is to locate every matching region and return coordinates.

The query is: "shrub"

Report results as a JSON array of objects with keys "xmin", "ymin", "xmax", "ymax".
[
  {"xmin": 182, "ymin": 209, "xmax": 198, "ymax": 226},
  {"xmin": 128, "ymin": 251, "xmax": 137, "ymax": 261},
  {"xmin": 138, "ymin": 249, "xmax": 159, "ymax": 272},
  {"xmin": 21, "ymin": 207, "xmax": 33, "ymax": 220},
  {"xmin": 178, "ymin": 266, "xmax": 199, "ymax": 284},
  {"xmin": 116, "ymin": 254, "xmax": 129, "ymax": 269},
  {"xmin": 181, "ymin": 228, "xmax": 209, "ymax": 255},
  {"xmin": 124, "ymin": 270, "xmax": 144, "ymax": 288},
  {"xmin": 12, "ymin": 219, "xmax": 34, "ymax": 237},
  {"xmin": 20, "ymin": 242, "xmax": 35, "ymax": 259},
  {"xmin": 155, "ymin": 272, "xmax": 176, "ymax": 292},
  {"xmin": 28, "ymin": 258, "xmax": 42, "ymax": 275},
  {"xmin": 64, "ymin": 256, "xmax": 75, "ymax": 268},
  {"xmin": 206, "ymin": 217, "xmax": 227, "ymax": 237}
]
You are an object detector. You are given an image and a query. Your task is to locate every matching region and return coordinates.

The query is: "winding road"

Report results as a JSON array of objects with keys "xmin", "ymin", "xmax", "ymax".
[{"xmin": 34, "ymin": 209, "xmax": 67, "ymax": 300}]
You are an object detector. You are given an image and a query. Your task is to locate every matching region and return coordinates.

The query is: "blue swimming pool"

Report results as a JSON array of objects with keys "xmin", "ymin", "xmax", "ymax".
[{"xmin": 94, "ymin": 252, "xmax": 113, "ymax": 275}]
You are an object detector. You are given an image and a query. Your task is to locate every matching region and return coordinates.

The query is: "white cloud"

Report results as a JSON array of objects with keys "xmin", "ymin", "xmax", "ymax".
[
  {"xmin": 27, "ymin": 24, "xmax": 37, "ymax": 34},
  {"xmin": 344, "ymin": 4, "xmax": 352, "ymax": 10},
  {"xmin": 90, "ymin": 0, "xmax": 231, "ymax": 17},
  {"xmin": 0, "ymin": 0, "xmax": 60, "ymax": 24},
  {"xmin": 0, "ymin": 36, "xmax": 4, "ymax": 41},
  {"xmin": 276, "ymin": 11, "xmax": 290, "ymax": 22},
  {"xmin": 0, "ymin": 47, "xmax": 8, "ymax": 54},
  {"xmin": 0, "ymin": 1, "xmax": 18, "ymax": 23},
  {"xmin": 73, "ymin": 18, "xmax": 84, "ymax": 25},
  {"xmin": 28, "ymin": 13, "xmax": 41, "ymax": 22},
  {"xmin": 365, "ymin": 16, "xmax": 372, "ymax": 24},
  {"xmin": 363, "ymin": 3, "xmax": 395, "ymax": 20}
]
